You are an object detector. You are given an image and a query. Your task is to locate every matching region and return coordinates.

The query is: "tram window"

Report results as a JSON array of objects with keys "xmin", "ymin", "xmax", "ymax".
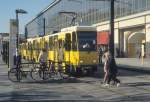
[
  {"xmin": 36, "ymin": 42, "xmax": 38, "ymax": 50},
  {"xmin": 77, "ymin": 31, "xmax": 96, "ymax": 51},
  {"xmin": 49, "ymin": 37, "xmax": 53, "ymax": 50},
  {"xmin": 72, "ymin": 32, "xmax": 77, "ymax": 51},
  {"xmin": 33, "ymin": 41, "xmax": 35, "ymax": 50},
  {"xmin": 28, "ymin": 43, "xmax": 31, "ymax": 50},
  {"xmin": 32, "ymin": 42, "xmax": 34, "ymax": 50},
  {"xmin": 42, "ymin": 38, "xmax": 45, "ymax": 49},
  {"xmin": 65, "ymin": 33, "xmax": 71, "ymax": 51},
  {"xmin": 27, "ymin": 43, "xmax": 30, "ymax": 50},
  {"xmin": 44, "ymin": 42, "xmax": 48, "ymax": 50},
  {"xmin": 59, "ymin": 39, "xmax": 63, "ymax": 48},
  {"xmin": 35, "ymin": 42, "xmax": 38, "ymax": 50},
  {"xmin": 30, "ymin": 43, "xmax": 33, "ymax": 51},
  {"xmin": 54, "ymin": 35, "xmax": 58, "ymax": 49},
  {"xmin": 30, "ymin": 43, "xmax": 33, "ymax": 50}
]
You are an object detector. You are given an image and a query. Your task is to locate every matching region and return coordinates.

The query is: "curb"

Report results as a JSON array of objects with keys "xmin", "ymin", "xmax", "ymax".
[{"xmin": 118, "ymin": 65, "xmax": 150, "ymax": 74}]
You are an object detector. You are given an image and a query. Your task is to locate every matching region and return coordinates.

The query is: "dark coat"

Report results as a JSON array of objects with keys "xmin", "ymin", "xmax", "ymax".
[{"xmin": 107, "ymin": 58, "xmax": 118, "ymax": 74}]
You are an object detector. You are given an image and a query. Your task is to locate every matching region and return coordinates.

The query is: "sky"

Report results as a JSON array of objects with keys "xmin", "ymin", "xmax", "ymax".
[{"xmin": 0, "ymin": 0, "xmax": 54, "ymax": 34}]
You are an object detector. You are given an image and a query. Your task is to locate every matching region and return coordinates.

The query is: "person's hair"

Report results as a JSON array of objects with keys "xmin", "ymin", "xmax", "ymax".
[
  {"xmin": 42, "ymin": 48, "xmax": 46, "ymax": 52},
  {"xmin": 104, "ymin": 50, "xmax": 112, "ymax": 59},
  {"xmin": 104, "ymin": 49, "xmax": 108, "ymax": 53}
]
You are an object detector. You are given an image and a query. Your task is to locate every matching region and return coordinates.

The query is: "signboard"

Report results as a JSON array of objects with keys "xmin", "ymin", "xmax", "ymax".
[
  {"xmin": 97, "ymin": 31, "xmax": 109, "ymax": 45},
  {"xmin": 9, "ymin": 19, "xmax": 17, "ymax": 69}
]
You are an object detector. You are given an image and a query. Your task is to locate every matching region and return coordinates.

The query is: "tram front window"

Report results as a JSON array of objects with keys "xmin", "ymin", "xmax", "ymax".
[{"xmin": 78, "ymin": 31, "xmax": 96, "ymax": 51}]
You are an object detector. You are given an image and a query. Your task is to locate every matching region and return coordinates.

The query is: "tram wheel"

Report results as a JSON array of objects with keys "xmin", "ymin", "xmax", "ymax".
[
  {"xmin": 40, "ymin": 69, "xmax": 49, "ymax": 80},
  {"xmin": 76, "ymin": 68, "xmax": 83, "ymax": 77}
]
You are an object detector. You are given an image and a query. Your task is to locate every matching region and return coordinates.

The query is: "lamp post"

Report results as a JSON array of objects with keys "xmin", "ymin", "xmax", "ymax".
[
  {"xmin": 15, "ymin": 9, "xmax": 27, "ymax": 57},
  {"xmin": 108, "ymin": 0, "xmax": 115, "ymax": 63}
]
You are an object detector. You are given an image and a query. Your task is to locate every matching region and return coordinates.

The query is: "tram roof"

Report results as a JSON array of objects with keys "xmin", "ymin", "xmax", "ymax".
[
  {"xmin": 27, "ymin": 37, "xmax": 41, "ymax": 41},
  {"xmin": 61, "ymin": 26, "xmax": 97, "ymax": 32}
]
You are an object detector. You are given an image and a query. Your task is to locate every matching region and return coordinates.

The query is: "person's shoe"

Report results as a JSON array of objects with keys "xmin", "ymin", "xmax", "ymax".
[
  {"xmin": 117, "ymin": 83, "xmax": 120, "ymax": 87},
  {"xmin": 102, "ymin": 83, "xmax": 110, "ymax": 87}
]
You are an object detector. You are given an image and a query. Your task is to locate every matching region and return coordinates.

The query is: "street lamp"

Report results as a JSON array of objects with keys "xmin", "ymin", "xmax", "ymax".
[
  {"xmin": 108, "ymin": 0, "xmax": 115, "ymax": 63},
  {"xmin": 15, "ymin": 9, "xmax": 27, "ymax": 57}
]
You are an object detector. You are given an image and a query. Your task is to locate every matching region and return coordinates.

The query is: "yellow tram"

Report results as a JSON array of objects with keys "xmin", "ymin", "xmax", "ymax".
[{"xmin": 20, "ymin": 26, "xmax": 98, "ymax": 75}]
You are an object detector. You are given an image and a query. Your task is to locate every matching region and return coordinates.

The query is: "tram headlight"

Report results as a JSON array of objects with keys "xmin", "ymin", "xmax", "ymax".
[
  {"xmin": 80, "ymin": 60, "xmax": 83, "ymax": 63},
  {"xmin": 93, "ymin": 60, "xmax": 96, "ymax": 63}
]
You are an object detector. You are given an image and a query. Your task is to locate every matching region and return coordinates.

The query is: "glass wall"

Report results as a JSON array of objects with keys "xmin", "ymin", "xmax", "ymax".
[{"xmin": 26, "ymin": 0, "xmax": 150, "ymax": 38}]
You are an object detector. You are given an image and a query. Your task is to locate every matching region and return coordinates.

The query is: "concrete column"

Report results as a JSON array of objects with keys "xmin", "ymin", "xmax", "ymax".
[
  {"xmin": 9, "ymin": 19, "xmax": 17, "ymax": 69},
  {"xmin": 114, "ymin": 28, "xmax": 119, "ymax": 57},
  {"xmin": 124, "ymin": 31, "xmax": 132, "ymax": 57},
  {"xmin": 145, "ymin": 24, "xmax": 150, "ymax": 58},
  {"xmin": 123, "ymin": 31, "xmax": 128, "ymax": 56}
]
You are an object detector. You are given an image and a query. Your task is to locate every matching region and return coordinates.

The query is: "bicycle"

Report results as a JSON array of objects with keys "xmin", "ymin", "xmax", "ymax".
[
  {"xmin": 8, "ymin": 62, "xmax": 23, "ymax": 82},
  {"xmin": 46, "ymin": 60, "xmax": 67, "ymax": 80},
  {"xmin": 30, "ymin": 62, "xmax": 49, "ymax": 81},
  {"xmin": 50, "ymin": 61, "xmax": 69, "ymax": 80},
  {"xmin": 47, "ymin": 60, "xmax": 56, "ymax": 79}
]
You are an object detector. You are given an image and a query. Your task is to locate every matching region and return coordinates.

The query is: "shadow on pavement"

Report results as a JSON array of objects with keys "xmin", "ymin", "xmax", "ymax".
[
  {"xmin": 95, "ymin": 65, "xmax": 148, "ymax": 78},
  {"xmin": 0, "ymin": 64, "xmax": 7, "ymax": 66},
  {"xmin": 109, "ymin": 93, "xmax": 150, "ymax": 102},
  {"xmin": 0, "ymin": 88, "xmax": 102, "ymax": 102},
  {"xmin": 126, "ymin": 82, "xmax": 150, "ymax": 87},
  {"xmin": 20, "ymin": 77, "xmax": 81, "ymax": 84},
  {"xmin": 18, "ymin": 77, "xmax": 100, "ymax": 85}
]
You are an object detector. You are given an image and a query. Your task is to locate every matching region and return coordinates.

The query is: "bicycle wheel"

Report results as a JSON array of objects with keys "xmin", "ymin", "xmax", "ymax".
[
  {"xmin": 56, "ymin": 64, "xmax": 65, "ymax": 79},
  {"xmin": 40, "ymin": 69, "xmax": 49, "ymax": 80},
  {"xmin": 49, "ymin": 71, "xmax": 57, "ymax": 79},
  {"xmin": 30, "ymin": 67, "xmax": 41, "ymax": 81},
  {"xmin": 8, "ymin": 68, "xmax": 22, "ymax": 82}
]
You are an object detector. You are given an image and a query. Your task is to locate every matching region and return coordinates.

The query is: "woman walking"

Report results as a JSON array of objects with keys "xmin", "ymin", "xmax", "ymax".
[
  {"xmin": 103, "ymin": 51, "xmax": 111, "ymax": 86},
  {"xmin": 103, "ymin": 51, "xmax": 120, "ymax": 87}
]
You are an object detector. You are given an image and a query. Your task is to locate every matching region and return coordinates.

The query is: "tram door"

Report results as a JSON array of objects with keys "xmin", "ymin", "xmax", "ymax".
[
  {"xmin": 65, "ymin": 33, "xmax": 71, "ymax": 63},
  {"xmin": 36, "ymin": 42, "xmax": 40, "ymax": 61},
  {"xmin": 44, "ymin": 41, "xmax": 48, "ymax": 61},
  {"xmin": 58, "ymin": 38, "xmax": 65, "ymax": 62},
  {"xmin": 54, "ymin": 35, "xmax": 58, "ymax": 62}
]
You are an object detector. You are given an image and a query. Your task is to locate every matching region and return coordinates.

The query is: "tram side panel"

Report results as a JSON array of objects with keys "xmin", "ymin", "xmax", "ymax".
[{"xmin": 63, "ymin": 29, "xmax": 98, "ymax": 75}]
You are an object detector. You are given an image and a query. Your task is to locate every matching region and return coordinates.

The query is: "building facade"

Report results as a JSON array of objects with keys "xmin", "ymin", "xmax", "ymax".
[{"xmin": 25, "ymin": 0, "xmax": 150, "ymax": 58}]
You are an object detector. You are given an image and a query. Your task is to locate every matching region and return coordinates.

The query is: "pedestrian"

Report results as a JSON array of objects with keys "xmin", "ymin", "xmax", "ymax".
[
  {"xmin": 102, "ymin": 51, "xmax": 110, "ymax": 86},
  {"xmin": 116, "ymin": 48, "xmax": 119, "ymax": 57},
  {"xmin": 58, "ymin": 45, "xmax": 64, "ymax": 73},
  {"xmin": 58, "ymin": 46, "xmax": 64, "ymax": 63},
  {"xmin": 38, "ymin": 48, "xmax": 48, "ymax": 68},
  {"xmin": 106, "ymin": 52, "xmax": 120, "ymax": 87},
  {"xmin": 98, "ymin": 47, "xmax": 103, "ymax": 64}
]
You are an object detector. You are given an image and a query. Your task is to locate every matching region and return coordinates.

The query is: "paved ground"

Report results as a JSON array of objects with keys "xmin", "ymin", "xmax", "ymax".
[
  {"xmin": 0, "ymin": 57, "xmax": 150, "ymax": 102},
  {"xmin": 116, "ymin": 58, "xmax": 150, "ymax": 74},
  {"xmin": 116, "ymin": 58, "xmax": 150, "ymax": 69}
]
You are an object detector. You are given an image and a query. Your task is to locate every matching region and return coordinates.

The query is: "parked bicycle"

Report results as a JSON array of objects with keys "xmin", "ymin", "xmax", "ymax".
[
  {"xmin": 30, "ymin": 61, "xmax": 49, "ymax": 81},
  {"xmin": 8, "ymin": 60, "xmax": 30, "ymax": 82},
  {"xmin": 49, "ymin": 61, "xmax": 64, "ymax": 79},
  {"xmin": 30, "ymin": 60, "xmax": 69, "ymax": 81}
]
